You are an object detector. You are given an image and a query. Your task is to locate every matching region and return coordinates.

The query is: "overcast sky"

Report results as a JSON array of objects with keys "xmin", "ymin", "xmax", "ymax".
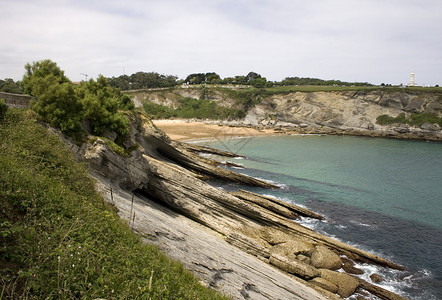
[{"xmin": 1, "ymin": 0, "xmax": 441, "ymax": 85}]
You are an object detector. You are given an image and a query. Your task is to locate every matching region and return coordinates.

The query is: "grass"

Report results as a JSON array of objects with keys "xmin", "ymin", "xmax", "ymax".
[
  {"xmin": 143, "ymin": 97, "xmax": 242, "ymax": 120},
  {"xmin": 0, "ymin": 108, "xmax": 229, "ymax": 299},
  {"xmin": 376, "ymin": 112, "xmax": 442, "ymax": 127}
]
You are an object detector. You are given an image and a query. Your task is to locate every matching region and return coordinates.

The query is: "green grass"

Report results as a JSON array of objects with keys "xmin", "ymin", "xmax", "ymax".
[
  {"xmin": 376, "ymin": 112, "xmax": 442, "ymax": 127},
  {"xmin": 0, "ymin": 108, "xmax": 229, "ymax": 299},
  {"xmin": 143, "ymin": 97, "xmax": 242, "ymax": 120}
]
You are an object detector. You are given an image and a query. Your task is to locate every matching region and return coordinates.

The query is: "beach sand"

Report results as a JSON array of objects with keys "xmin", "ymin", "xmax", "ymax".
[{"xmin": 153, "ymin": 119, "xmax": 278, "ymax": 141}]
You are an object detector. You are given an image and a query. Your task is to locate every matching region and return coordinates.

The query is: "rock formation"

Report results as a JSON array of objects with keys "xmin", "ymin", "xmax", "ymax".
[
  {"xmin": 64, "ymin": 112, "xmax": 409, "ymax": 299},
  {"xmin": 130, "ymin": 87, "xmax": 442, "ymax": 141}
]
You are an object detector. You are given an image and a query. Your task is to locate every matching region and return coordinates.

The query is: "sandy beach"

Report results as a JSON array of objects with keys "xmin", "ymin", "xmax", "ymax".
[{"xmin": 153, "ymin": 119, "xmax": 278, "ymax": 141}]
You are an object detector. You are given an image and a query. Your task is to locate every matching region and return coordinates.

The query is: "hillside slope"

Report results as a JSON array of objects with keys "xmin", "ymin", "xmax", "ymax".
[{"xmin": 0, "ymin": 109, "xmax": 228, "ymax": 299}]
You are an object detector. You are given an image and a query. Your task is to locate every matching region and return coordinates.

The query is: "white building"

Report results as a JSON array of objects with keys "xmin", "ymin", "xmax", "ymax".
[{"xmin": 408, "ymin": 72, "xmax": 416, "ymax": 87}]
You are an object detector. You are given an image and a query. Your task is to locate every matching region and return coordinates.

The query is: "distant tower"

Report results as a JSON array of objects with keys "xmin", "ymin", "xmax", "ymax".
[{"xmin": 408, "ymin": 72, "xmax": 416, "ymax": 87}]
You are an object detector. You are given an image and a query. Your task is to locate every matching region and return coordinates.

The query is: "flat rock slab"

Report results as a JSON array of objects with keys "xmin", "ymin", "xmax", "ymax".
[{"xmin": 95, "ymin": 178, "xmax": 328, "ymax": 300}]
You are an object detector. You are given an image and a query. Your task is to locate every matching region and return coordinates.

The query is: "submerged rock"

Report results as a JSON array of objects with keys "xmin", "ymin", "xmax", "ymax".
[{"xmin": 369, "ymin": 273, "xmax": 383, "ymax": 283}]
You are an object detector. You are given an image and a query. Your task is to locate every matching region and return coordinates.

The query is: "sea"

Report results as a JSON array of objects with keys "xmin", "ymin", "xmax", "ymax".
[{"xmin": 196, "ymin": 134, "xmax": 442, "ymax": 300}]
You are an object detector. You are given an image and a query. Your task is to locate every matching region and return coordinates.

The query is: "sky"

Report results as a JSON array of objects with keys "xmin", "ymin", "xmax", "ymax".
[{"xmin": 1, "ymin": 0, "xmax": 441, "ymax": 85}]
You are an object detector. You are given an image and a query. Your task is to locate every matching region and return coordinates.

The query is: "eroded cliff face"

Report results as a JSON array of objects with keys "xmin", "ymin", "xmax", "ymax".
[
  {"xmin": 62, "ymin": 112, "xmax": 409, "ymax": 300},
  {"xmin": 246, "ymin": 90, "xmax": 441, "ymax": 138},
  {"xmin": 130, "ymin": 87, "xmax": 442, "ymax": 140}
]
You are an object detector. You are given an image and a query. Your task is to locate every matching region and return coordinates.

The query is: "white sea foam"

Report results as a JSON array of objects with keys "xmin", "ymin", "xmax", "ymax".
[
  {"xmin": 335, "ymin": 224, "xmax": 348, "ymax": 230},
  {"xmin": 349, "ymin": 219, "xmax": 378, "ymax": 229},
  {"xmin": 248, "ymin": 176, "xmax": 287, "ymax": 188},
  {"xmin": 348, "ymin": 262, "xmax": 437, "ymax": 299}
]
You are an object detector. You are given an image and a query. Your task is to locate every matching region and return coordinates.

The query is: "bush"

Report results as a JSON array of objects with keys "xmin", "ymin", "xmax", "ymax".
[
  {"xmin": 76, "ymin": 76, "xmax": 131, "ymax": 136},
  {"xmin": 376, "ymin": 112, "xmax": 442, "ymax": 127},
  {"xmin": 376, "ymin": 113, "xmax": 407, "ymax": 125},
  {"xmin": 0, "ymin": 98, "xmax": 7, "ymax": 120},
  {"xmin": 143, "ymin": 97, "xmax": 242, "ymax": 120},
  {"xmin": 143, "ymin": 101, "xmax": 176, "ymax": 119}
]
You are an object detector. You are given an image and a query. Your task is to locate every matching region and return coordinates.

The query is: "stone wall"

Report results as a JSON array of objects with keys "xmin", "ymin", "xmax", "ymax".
[{"xmin": 0, "ymin": 92, "xmax": 31, "ymax": 108}]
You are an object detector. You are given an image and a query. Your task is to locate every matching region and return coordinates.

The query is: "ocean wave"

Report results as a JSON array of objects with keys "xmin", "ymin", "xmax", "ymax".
[
  {"xmin": 350, "ymin": 263, "xmax": 437, "ymax": 300},
  {"xmin": 349, "ymin": 219, "xmax": 379, "ymax": 229},
  {"xmin": 246, "ymin": 176, "xmax": 287, "ymax": 188}
]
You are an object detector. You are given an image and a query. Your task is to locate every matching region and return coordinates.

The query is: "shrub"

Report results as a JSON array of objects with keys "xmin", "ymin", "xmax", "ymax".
[
  {"xmin": 0, "ymin": 98, "xmax": 7, "ymax": 120},
  {"xmin": 376, "ymin": 112, "xmax": 442, "ymax": 127}
]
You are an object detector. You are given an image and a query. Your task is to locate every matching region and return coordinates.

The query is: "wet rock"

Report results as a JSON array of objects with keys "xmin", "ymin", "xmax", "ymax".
[
  {"xmin": 319, "ymin": 269, "xmax": 359, "ymax": 298},
  {"xmin": 370, "ymin": 273, "xmax": 383, "ymax": 283},
  {"xmin": 231, "ymin": 190, "xmax": 299, "ymax": 220},
  {"xmin": 341, "ymin": 257, "xmax": 364, "ymax": 275},
  {"xmin": 234, "ymin": 189, "xmax": 324, "ymax": 220},
  {"xmin": 310, "ymin": 245, "xmax": 342, "ymax": 270},
  {"xmin": 357, "ymin": 277, "xmax": 409, "ymax": 300}
]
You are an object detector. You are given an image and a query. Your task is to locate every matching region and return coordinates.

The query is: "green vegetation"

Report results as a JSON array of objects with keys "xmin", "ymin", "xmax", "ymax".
[
  {"xmin": 75, "ymin": 76, "xmax": 133, "ymax": 136},
  {"xmin": 376, "ymin": 112, "xmax": 442, "ymax": 127},
  {"xmin": 0, "ymin": 98, "xmax": 7, "ymax": 120},
  {"xmin": 108, "ymin": 72, "xmax": 179, "ymax": 90},
  {"xmin": 143, "ymin": 97, "xmax": 241, "ymax": 120},
  {"xmin": 280, "ymin": 76, "xmax": 372, "ymax": 87},
  {"xmin": 0, "ymin": 78, "xmax": 24, "ymax": 94},
  {"xmin": 0, "ymin": 108, "xmax": 229, "ymax": 299},
  {"xmin": 22, "ymin": 59, "xmax": 133, "ymax": 135},
  {"xmin": 107, "ymin": 70, "xmax": 383, "ymax": 90}
]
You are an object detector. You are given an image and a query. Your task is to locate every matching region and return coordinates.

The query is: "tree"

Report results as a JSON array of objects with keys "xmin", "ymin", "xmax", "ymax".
[
  {"xmin": 22, "ymin": 59, "xmax": 133, "ymax": 136},
  {"xmin": 108, "ymin": 75, "xmax": 131, "ymax": 90},
  {"xmin": 0, "ymin": 78, "xmax": 23, "ymax": 94},
  {"xmin": 245, "ymin": 72, "xmax": 261, "ymax": 83},
  {"xmin": 234, "ymin": 76, "xmax": 246, "ymax": 85},
  {"xmin": 205, "ymin": 72, "xmax": 221, "ymax": 84},
  {"xmin": 22, "ymin": 59, "xmax": 82, "ymax": 132},
  {"xmin": 75, "ymin": 75, "xmax": 131, "ymax": 136},
  {"xmin": 184, "ymin": 73, "xmax": 206, "ymax": 85},
  {"xmin": 250, "ymin": 77, "xmax": 267, "ymax": 88}
]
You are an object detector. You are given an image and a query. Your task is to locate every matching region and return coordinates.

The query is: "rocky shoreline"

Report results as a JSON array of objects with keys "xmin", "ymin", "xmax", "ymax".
[
  {"xmin": 63, "ymin": 112, "xmax": 410, "ymax": 299},
  {"xmin": 136, "ymin": 87, "xmax": 442, "ymax": 143},
  {"xmin": 203, "ymin": 119, "xmax": 442, "ymax": 142}
]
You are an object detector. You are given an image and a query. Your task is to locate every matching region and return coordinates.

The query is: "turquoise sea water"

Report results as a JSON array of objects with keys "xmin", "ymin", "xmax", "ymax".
[{"xmin": 198, "ymin": 135, "xmax": 442, "ymax": 300}]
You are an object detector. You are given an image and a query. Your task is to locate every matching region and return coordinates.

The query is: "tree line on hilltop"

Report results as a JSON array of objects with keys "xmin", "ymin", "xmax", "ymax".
[
  {"xmin": 108, "ymin": 71, "xmax": 373, "ymax": 90},
  {"xmin": 1, "ymin": 67, "xmax": 374, "ymax": 96}
]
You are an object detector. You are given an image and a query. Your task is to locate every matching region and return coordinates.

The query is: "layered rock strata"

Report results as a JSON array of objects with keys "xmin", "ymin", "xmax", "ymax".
[
  {"xmin": 64, "ymin": 112, "xmax": 409, "ymax": 300},
  {"xmin": 131, "ymin": 88, "xmax": 442, "ymax": 141}
]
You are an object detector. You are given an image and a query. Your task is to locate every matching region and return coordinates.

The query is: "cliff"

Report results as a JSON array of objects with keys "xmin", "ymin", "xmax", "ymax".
[
  {"xmin": 63, "ymin": 111, "xmax": 409, "ymax": 300},
  {"xmin": 129, "ymin": 87, "xmax": 442, "ymax": 140}
]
